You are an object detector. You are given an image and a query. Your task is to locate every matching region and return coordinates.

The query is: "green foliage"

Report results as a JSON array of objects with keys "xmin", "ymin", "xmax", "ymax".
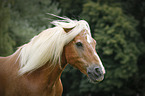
[
  {"xmin": 9, "ymin": 0, "xmax": 61, "ymax": 47},
  {"xmin": 0, "ymin": 0, "xmax": 61, "ymax": 56},
  {"xmin": 11, "ymin": 0, "xmax": 61, "ymax": 28},
  {"xmin": 61, "ymin": 1, "xmax": 144, "ymax": 96},
  {"xmin": 80, "ymin": 1, "xmax": 142, "ymax": 95},
  {"xmin": 54, "ymin": 0, "xmax": 86, "ymax": 19},
  {"xmin": 0, "ymin": 1, "xmax": 15, "ymax": 56}
]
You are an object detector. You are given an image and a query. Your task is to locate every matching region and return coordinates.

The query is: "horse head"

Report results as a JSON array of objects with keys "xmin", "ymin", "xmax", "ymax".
[{"xmin": 64, "ymin": 27, "xmax": 105, "ymax": 83}]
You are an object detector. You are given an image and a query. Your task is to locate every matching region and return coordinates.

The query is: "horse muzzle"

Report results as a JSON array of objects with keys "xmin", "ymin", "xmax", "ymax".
[{"xmin": 87, "ymin": 65, "xmax": 104, "ymax": 83}]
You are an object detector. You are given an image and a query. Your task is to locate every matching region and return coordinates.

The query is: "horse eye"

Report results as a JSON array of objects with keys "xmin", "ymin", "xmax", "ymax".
[{"xmin": 76, "ymin": 42, "xmax": 83, "ymax": 47}]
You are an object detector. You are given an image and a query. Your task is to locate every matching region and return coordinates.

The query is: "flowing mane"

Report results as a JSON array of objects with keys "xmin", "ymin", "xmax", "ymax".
[{"xmin": 18, "ymin": 18, "xmax": 91, "ymax": 75}]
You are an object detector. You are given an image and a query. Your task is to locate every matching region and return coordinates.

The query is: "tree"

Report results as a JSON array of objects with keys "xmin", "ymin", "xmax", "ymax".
[
  {"xmin": 9, "ymin": 0, "xmax": 61, "ymax": 48},
  {"xmin": 0, "ymin": 0, "xmax": 15, "ymax": 56},
  {"xmin": 53, "ymin": 0, "xmax": 86, "ymax": 19},
  {"xmin": 80, "ymin": 1, "xmax": 143, "ymax": 95},
  {"xmin": 0, "ymin": 0, "xmax": 61, "ymax": 56},
  {"xmin": 120, "ymin": 0, "xmax": 145, "ymax": 41},
  {"xmin": 61, "ymin": 1, "xmax": 144, "ymax": 96}
]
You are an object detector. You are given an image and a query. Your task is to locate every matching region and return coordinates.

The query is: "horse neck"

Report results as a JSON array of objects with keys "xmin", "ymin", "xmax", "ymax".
[{"xmin": 24, "ymin": 49, "xmax": 68, "ymax": 87}]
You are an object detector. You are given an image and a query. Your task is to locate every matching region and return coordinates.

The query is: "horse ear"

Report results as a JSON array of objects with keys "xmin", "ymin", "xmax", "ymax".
[{"xmin": 63, "ymin": 28, "xmax": 73, "ymax": 33}]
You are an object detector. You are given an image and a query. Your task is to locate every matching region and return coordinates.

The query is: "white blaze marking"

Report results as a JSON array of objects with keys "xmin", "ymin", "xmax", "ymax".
[
  {"xmin": 87, "ymin": 34, "xmax": 93, "ymax": 44},
  {"xmin": 94, "ymin": 52, "xmax": 105, "ymax": 74},
  {"xmin": 84, "ymin": 31, "xmax": 105, "ymax": 74}
]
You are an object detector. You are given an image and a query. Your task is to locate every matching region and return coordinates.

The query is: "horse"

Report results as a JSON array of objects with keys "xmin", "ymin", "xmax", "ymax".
[{"xmin": 0, "ymin": 18, "xmax": 105, "ymax": 96}]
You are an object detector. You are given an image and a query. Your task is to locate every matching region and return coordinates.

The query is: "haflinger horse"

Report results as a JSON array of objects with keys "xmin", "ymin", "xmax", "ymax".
[{"xmin": 0, "ymin": 17, "xmax": 105, "ymax": 96}]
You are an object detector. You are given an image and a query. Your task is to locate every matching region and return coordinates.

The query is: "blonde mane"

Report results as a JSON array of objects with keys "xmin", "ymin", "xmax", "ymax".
[{"xmin": 18, "ymin": 18, "xmax": 91, "ymax": 75}]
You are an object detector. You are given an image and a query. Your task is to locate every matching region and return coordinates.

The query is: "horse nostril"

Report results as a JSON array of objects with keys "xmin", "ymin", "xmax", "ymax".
[
  {"xmin": 94, "ymin": 67, "xmax": 102, "ymax": 76},
  {"xmin": 95, "ymin": 67, "xmax": 100, "ymax": 73},
  {"xmin": 87, "ymin": 71, "xmax": 92, "ymax": 75}
]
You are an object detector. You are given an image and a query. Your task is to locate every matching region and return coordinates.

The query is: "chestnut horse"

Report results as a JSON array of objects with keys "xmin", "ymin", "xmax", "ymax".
[{"xmin": 0, "ymin": 18, "xmax": 105, "ymax": 96}]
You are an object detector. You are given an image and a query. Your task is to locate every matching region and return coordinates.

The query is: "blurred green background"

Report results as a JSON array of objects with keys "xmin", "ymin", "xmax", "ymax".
[{"xmin": 0, "ymin": 0, "xmax": 145, "ymax": 96}]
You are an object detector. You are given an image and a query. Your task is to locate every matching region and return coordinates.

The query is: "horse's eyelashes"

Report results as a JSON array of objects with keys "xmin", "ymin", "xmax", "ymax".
[{"xmin": 76, "ymin": 42, "xmax": 83, "ymax": 47}]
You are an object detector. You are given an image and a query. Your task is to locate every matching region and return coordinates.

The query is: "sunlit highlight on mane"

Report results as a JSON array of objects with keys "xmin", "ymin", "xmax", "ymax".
[{"xmin": 18, "ymin": 17, "xmax": 91, "ymax": 75}]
